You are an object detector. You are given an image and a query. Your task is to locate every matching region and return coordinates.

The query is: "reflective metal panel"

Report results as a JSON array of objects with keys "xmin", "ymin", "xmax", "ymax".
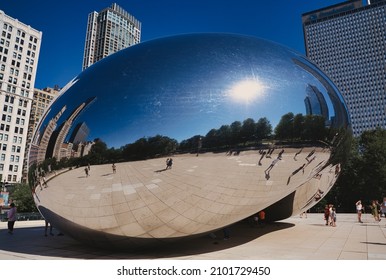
[{"xmin": 28, "ymin": 33, "xmax": 351, "ymax": 249}]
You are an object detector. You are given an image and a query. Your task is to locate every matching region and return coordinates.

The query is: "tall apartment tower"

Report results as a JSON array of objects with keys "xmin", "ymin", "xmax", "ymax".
[
  {"xmin": 302, "ymin": 0, "xmax": 386, "ymax": 137},
  {"xmin": 0, "ymin": 10, "xmax": 42, "ymax": 184},
  {"xmin": 82, "ymin": 3, "xmax": 141, "ymax": 70}
]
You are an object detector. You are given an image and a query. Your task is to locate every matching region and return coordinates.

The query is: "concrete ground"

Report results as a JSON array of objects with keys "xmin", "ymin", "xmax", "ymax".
[{"xmin": 0, "ymin": 213, "xmax": 385, "ymax": 260}]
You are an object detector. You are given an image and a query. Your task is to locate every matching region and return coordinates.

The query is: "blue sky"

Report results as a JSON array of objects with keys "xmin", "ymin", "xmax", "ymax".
[{"xmin": 0, "ymin": 0, "xmax": 351, "ymax": 90}]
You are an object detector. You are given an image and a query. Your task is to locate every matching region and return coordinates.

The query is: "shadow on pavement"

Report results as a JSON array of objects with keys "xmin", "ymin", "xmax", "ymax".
[{"xmin": 0, "ymin": 221, "xmax": 294, "ymax": 259}]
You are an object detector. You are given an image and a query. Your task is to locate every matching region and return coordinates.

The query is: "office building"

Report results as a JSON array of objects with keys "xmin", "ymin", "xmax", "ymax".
[
  {"xmin": 302, "ymin": 0, "xmax": 386, "ymax": 136},
  {"xmin": 0, "ymin": 10, "xmax": 42, "ymax": 183},
  {"xmin": 28, "ymin": 87, "xmax": 60, "ymax": 140},
  {"xmin": 82, "ymin": 3, "xmax": 141, "ymax": 70},
  {"xmin": 21, "ymin": 86, "xmax": 60, "ymax": 182}
]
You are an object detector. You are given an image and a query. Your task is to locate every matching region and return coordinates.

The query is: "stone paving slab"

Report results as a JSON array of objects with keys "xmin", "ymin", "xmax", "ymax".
[{"xmin": 0, "ymin": 213, "xmax": 385, "ymax": 260}]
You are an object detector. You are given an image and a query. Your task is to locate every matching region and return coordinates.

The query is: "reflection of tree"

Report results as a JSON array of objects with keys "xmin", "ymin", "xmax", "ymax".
[
  {"xmin": 121, "ymin": 135, "xmax": 178, "ymax": 161},
  {"xmin": 30, "ymin": 112, "xmax": 338, "ymax": 181},
  {"xmin": 275, "ymin": 112, "xmax": 327, "ymax": 142},
  {"xmin": 196, "ymin": 117, "xmax": 273, "ymax": 152}
]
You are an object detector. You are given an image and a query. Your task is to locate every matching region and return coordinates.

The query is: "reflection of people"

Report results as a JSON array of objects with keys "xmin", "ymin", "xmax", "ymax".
[
  {"xmin": 265, "ymin": 158, "xmax": 279, "ymax": 174},
  {"xmin": 112, "ymin": 163, "xmax": 116, "ymax": 174},
  {"xmin": 258, "ymin": 151, "xmax": 266, "ymax": 166},
  {"xmin": 45, "ymin": 220, "xmax": 54, "ymax": 236},
  {"xmin": 258, "ymin": 210, "xmax": 266, "ymax": 224},
  {"xmin": 7, "ymin": 202, "xmax": 17, "ymax": 234},
  {"xmin": 294, "ymin": 148, "xmax": 303, "ymax": 160},
  {"xmin": 356, "ymin": 200, "xmax": 363, "ymax": 223},
  {"xmin": 223, "ymin": 227, "xmax": 230, "ymax": 240},
  {"xmin": 306, "ymin": 149, "xmax": 316, "ymax": 162},
  {"xmin": 287, "ymin": 164, "xmax": 305, "ymax": 185},
  {"xmin": 277, "ymin": 149, "xmax": 284, "ymax": 159},
  {"xmin": 166, "ymin": 158, "xmax": 173, "ymax": 170}
]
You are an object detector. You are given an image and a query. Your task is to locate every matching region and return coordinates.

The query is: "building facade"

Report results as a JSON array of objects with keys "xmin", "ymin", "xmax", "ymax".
[
  {"xmin": 302, "ymin": 0, "xmax": 386, "ymax": 136},
  {"xmin": 21, "ymin": 86, "xmax": 60, "ymax": 182},
  {"xmin": 82, "ymin": 3, "xmax": 141, "ymax": 70},
  {"xmin": 0, "ymin": 10, "xmax": 42, "ymax": 184},
  {"xmin": 29, "ymin": 87, "xmax": 60, "ymax": 141}
]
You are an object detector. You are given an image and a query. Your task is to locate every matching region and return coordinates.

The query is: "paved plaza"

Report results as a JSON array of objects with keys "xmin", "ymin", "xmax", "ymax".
[{"xmin": 1, "ymin": 213, "xmax": 385, "ymax": 260}]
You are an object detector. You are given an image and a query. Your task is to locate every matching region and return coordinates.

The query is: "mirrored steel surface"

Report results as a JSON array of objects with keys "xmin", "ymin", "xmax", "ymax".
[{"xmin": 28, "ymin": 33, "xmax": 351, "ymax": 249}]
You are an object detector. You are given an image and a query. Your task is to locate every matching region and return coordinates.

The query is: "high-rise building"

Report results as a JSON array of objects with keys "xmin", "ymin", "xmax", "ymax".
[
  {"xmin": 21, "ymin": 86, "xmax": 60, "ymax": 182},
  {"xmin": 29, "ymin": 87, "xmax": 60, "ymax": 141},
  {"xmin": 302, "ymin": 0, "xmax": 386, "ymax": 136},
  {"xmin": 0, "ymin": 10, "xmax": 42, "ymax": 184},
  {"xmin": 82, "ymin": 3, "xmax": 141, "ymax": 70}
]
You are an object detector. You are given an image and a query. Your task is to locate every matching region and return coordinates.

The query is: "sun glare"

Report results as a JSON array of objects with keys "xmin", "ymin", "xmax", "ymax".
[{"xmin": 228, "ymin": 79, "xmax": 266, "ymax": 104}]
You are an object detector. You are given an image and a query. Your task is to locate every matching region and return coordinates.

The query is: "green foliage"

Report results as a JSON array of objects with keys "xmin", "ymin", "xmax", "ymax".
[
  {"xmin": 9, "ymin": 183, "xmax": 37, "ymax": 213},
  {"xmin": 274, "ymin": 112, "xmax": 327, "ymax": 141},
  {"xmin": 322, "ymin": 128, "xmax": 386, "ymax": 212}
]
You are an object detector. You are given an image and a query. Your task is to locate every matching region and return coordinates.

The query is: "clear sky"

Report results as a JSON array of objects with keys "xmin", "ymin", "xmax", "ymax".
[{"xmin": 0, "ymin": 0, "xmax": 352, "ymax": 90}]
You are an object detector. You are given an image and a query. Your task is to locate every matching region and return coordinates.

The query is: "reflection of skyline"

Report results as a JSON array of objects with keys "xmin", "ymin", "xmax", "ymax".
[
  {"xmin": 69, "ymin": 122, "xmax": 90, "ymax": 145},
  {"xmin": 31, "ymin": 97, "xmax": 96, "ymax": 164},
  {"xmin": 304, "ymin": 84, "xmax": 329, "ymax": 121},
  {"xmin": 34, "ymin": 106, "xmax": 66, "ymax": 165},
  {"xmin": 292, "ymin": 57, "xmax": 350, "ymax": 129},
  {"xmin": 49, "ymin": 97, "xmax": 96, "ymax": 161}
]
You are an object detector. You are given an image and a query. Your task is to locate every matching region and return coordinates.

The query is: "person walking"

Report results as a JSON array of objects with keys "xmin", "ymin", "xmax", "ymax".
[
  {"xmin": 324, "ymin": 204, "xmax": 330, "ymax": 226},
  {"xmin": 371, "ymin": 200, "xmax": 381, "ymax": 222},
  {"xmin": 330, "ymin": 207, "xmax": 337, "ymax": 227},
  {"xmin": 7, "ymin": 202, "xmax": 17, "ymax": 234},
  {"xmin": 356, "ymin": 200, "xmax": 363, "ymax": 223},
  {"xmin": 381, "ymin": 197, "xmax": 386, "ymax": 218},
  {"xmin": 45, "ymin": 220, "xmax": 54, "ymax": 236}
]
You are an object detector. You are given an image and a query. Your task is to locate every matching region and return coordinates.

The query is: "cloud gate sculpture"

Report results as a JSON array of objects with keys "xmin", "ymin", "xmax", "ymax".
[{"xmin": 29, "ymin": 33, "xmax": 351, "ymax": 249}]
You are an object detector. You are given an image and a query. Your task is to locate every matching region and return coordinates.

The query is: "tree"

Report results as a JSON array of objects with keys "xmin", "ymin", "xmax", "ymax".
[
  {"xmin": 255, "ymin": 117, "xmax": 272, "ymax": 141},
  {"xmin": 203, "ymin": 128, "xmax": 219, "ymax": 149},
  {"xmin": 321, "ymin": 128, "xmax": 386, "ymax": 212},
  {"xmin": 240, "ymin": 118, "xmax": 256, "ymax": 145},
  {"xmin": 230, "ymin": 121, "xmax": 242, "ymax": 146},
  {"xmin": 302, "ymin": 115, "xmax": 327, "ymax": 141},
  {"xmin": 358, "ymin": 129, "xmax": 386, "ymax": 200},
  {"xmin": 292, "ymin": 113, "xmax": 304, "ymax": 140},
  {"xmin": 88, "ymin": 139, "xmax": 108, "ymax": 164},
  {"xmin": 10, "ymin": 183, "xmax": 37, "ymax": 213},
  {"xmin": 274, "ymin": 112, "xmax": 294, "ymax": 140},
  {"xmin": 217, "ymin": 125, "xmax": 231, "ymax": 147}
]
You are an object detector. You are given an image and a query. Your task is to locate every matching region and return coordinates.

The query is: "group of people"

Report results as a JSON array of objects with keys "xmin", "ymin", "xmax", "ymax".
[
  {"xmin": 323, "ymin": 204, "xmax": 337, "ymax": 227},
  {"xmin": 356, "ymin": 199, "xmax": 386, "ymax": 223}
]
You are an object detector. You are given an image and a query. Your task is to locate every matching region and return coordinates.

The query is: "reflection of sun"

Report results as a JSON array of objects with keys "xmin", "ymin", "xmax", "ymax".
[{"xmin": 228, "ymin": 79, "xmax": 266, "ymax": 104}]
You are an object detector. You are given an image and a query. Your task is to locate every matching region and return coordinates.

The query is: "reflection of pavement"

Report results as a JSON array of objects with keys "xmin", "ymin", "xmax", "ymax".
[
  {"xmin": 1, "ymin": 213, "xmax": 385, "ymax": 260},
  {"xmin": 35, "ymin": 149, "xmax": 332, "ymax": 239}
]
